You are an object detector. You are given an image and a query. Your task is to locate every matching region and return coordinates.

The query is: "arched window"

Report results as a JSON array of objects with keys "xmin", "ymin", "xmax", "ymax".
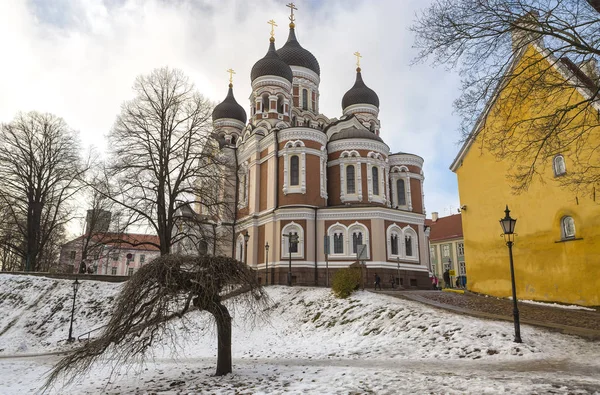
[
  {"xmin": 553, "ymin": 155, "xmax": 566, "ymax": 176},
  {"xmin": 281, "ymin": 222, "xmax": 304, "ymax": 258},
  {"xmin": 405, "ymin": 235, "xmax": 413, "ymax": 257},
  {"xmin": 290, "ymin": 155, "xmax": 299, "ymax": 186},
  {"xmin": 561, "ymin": 216, "xmax": 576, "ymax": 239},
  {"xmin": 352, "ymin": 231, "xmax": 363, "ymax": 254},
  {"xmin": 277, "ymin": 95, "xmax": 284, "ymax": 114},
  {"xmin": 333, "ymin": 233, "xmax": 344, "ymax": 254},
  {"xmin": 346, "ymin": 165, "xmax": 356, "ymax": 194},
  {"xmin": 241, "ymin": 173, "xmax": 247, "ymax": 202},
  {"xmin": 302, "ymin": 88, "xmax": 308, "ymax": 110},
  {"xmin": 262, "ymin": 94, "xmax": 269, "ymax": 113},
  {"xmin": 397, "ymin": 179, "xmax": 406, "ymax": 206},
  {"xmin": 372, "ymin": 167, "xmax": 379, "ymax": 196},
  {"xmin": 391, "ymin": 234, "xmax": 399, "ymax": 255}
]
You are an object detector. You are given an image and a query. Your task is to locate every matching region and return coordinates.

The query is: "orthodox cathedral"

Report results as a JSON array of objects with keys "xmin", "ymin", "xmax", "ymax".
[{"xmin": 209, "ymin": 4, "xmax": 431, "ymax": 288}]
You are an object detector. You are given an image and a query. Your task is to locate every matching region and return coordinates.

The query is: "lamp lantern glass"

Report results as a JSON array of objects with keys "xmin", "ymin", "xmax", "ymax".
[
  {"xmin": 73, "ymin": 278, "xmax": 80, "ymax": 292},
  {"xmin": 243, "ymin": 231, "xmax": 250, "ymax": 243},
  {"xmin": 265, "ymin": 241, "xmax": 269, "ymax": 252},
  {"xmin": 500, "ymin": 205, "xmax": 517, "ymax": 235}
]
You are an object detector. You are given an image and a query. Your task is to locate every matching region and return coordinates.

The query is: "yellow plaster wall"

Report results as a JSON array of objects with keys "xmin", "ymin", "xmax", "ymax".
[{"xmin": 456, "ymin": 46, "xmax": 600, "ymax": 306}]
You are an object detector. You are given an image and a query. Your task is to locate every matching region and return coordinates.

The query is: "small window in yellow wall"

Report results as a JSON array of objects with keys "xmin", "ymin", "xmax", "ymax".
[
  {"xmin": 553, "ymin": 155, "xmax": 566, "ymax": 176},
  {"xmin": 561, "ymin": 216, "xmax": 576, "ymax": 239}
]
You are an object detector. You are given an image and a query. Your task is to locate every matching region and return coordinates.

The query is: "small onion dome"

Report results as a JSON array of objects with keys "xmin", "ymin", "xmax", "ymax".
[
  {"xmin": 212, "ymin": 84, "xmax": 247, "ymax": 124},
  {"xmin": 329, "ymin": 127, "xmax": 384, "ymax": 143},
  {"xmin": 251, "ymin": 39, "xmax": 293, "ymax": 83},
  {"xmin": 276, "ymin": 26, "xmax": 320, "ymax": 76},
  {"xmin": 341, "ymin": 68, "xmax": 380, "ymax": 110}
]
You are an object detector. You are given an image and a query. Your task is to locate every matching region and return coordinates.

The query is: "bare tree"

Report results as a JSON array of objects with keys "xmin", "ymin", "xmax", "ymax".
[
  {"xmin": 0, "ymin": 112, "xmax": 87, "ymax": 271},
  {"xmin": 101, "ymin": 67, "xmax": 232, "ymax": 254},
  {"xmin": 45, "ymin": 254, "xmax": 268, "ymax": 388},
  {"xmin": 412, "ymin": 0, "xmax": 600, "ymax": 192}
]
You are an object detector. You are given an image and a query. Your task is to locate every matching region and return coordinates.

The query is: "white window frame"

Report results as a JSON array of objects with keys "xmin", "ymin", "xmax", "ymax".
[
  {"xmin": 442, "ymin": 244, "xmax": 450, "ymax": 257},
  {"xmin": 281, "ymin": 222, "xmax": 304, "ymax": 259},
  {"xmin": 348, "ymin": 222, "xmax": 369, "ymax": 259},
  {"xmin": 390, "ymin": 166, "xmax": 411, "ymax": 210},
  {"xmin": 458, "ymin": 261, "xmax": 466, "ymax": 275},
  {"xmin": 339, "ymin": 151, "xmax": 362, "ymax": 203},
  {"xmin": 366, "ymin": 152, "xmax": 386, "ymax": 204},
  {"xmin": 457, "ymin": 242, "xmax": 465, "ymax": 256},
  {"xmin": 327, "ymin": 222, "xmax": 369, "ymax": 259},
  {"xmin": 403, "ymin": 227, "xmax": 418, "ymax": 259},
  {"xmin": 282, "ymin": 140, "xmax": 306, "ymax": 195},
  {"xmin": 328, "ymin": 223, "xmax": 347, "ymax": 256},
  {"xmin": 553, "ymin": 154, "xmax": 567, "ymax": 177},
  {"xmin": 385, "ymin": 224, "xmax": 418, "ymax": 261},
  {"xmin": 236, "ymin": 233, "xmax": 245, "ymax": 262},
  {"xmin": 561, "ymin": 216, "xmax": 576, "ymax": 239},
  {"xmin": 238, "ymin": 163, "xmax": 249, "ymax": 208}
]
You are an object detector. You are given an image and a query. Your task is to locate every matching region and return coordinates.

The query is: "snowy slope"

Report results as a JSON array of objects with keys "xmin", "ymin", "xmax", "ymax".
[{"xmin": 1, "ymin": 274, "xmax": 599, "ymax": 364}]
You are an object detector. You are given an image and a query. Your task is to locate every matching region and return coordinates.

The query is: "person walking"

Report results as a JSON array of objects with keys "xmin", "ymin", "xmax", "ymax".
[
  {"xmin": 374, "ymin": 274, "xmax": 382, "ymax": 290},
  {"xmin": 443, "ymin": 269, "xmax": 450, "ymax": 289}
]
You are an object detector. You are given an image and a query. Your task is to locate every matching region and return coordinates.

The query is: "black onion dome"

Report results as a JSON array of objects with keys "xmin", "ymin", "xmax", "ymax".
[
  {"xmin": 276, "ymin": 27, "xmax": 320, "ymax": 76},
  {"xmin": 251, "ymin": 40, "xmax": 293, "ymax": 83},
  {"xmin": 341, "ymin": 69, "xmax": 380, "ymax": 109},
  {"xmin": 329, "ymin": 127, "xmax": 384, "ymax": 143},
  {"xmin": 212, "ymin": 85, "xmax": 247, "ymax": 123}
]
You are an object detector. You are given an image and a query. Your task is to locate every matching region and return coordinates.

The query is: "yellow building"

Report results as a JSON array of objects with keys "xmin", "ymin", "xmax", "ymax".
[{"xmin": 450, "ymin": 42, "xmax": 600, "ymax": 306}]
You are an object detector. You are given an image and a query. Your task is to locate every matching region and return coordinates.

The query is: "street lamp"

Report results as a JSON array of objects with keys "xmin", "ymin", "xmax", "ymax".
[
  {"xmin": 265, "ymin": 242, "xmax": 270, "ymax": 286},
  {"xmin": 67, "ymin": 278, "xmax": 80, "ymax": 342},
  {"xmin": 499, "ymin": 205, "xmax": 522, "ymax": 343},
  {"xmin": 243, "ymin": 230, "xmax": 250, "ymax": 266},
  {"xmin": 396, "ymin": 256, "xmax": 400, "ymax": 289},
  {"xmin": 283, "ymin": 232, "xmax": 299, "ymax": 286}
]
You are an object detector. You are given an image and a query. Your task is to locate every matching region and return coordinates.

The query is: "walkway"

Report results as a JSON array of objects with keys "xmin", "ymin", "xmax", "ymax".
[{"xmin": 378, "ymin": 290, "xmax": 600, "ymax": 340}]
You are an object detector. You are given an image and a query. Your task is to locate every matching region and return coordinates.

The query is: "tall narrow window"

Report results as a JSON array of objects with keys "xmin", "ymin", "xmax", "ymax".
[
  {"xmin": 405, "ymin": 235, "xmax": 413, "ymax": 257},
  {"xmin": 302, "ymin": 88, "xmax": 308, "ymax": 110},
  {"xmin": 290, "ymin": 155, "xmax": 299, "ymax": 186},
  {"xmin": 397, "ymin": 179, "xmax": 406, "ymax": 206},
  {"xmin": 352, "ymin": 232, "xmax": 363, "ymax": 254},
  {"xmin": 561, "ymin": 216, "xmax": 576, "ymax": 239},
  {"xmin": 241, "ymin": 173, "xmax": 247, "ymax": 202},
  {"xmin": 262, "ymin": 94, "xmax": 269, "ymax": 113},
  {"xmin": 553, "ymin": 155, "xmax": 566, "ymax": 176},
  {"xmin": 346, "ymin": 165, "xmax": 356, "ymax": 194},
  {"xmin": 372, "ymin": 167, "xmax": 379, "ymax": 195},
  {"xmin": 289, "ymin": 232, "xmax": 299, "ymax": 253},
  {"xmin": 334, "ymin": 233, "xmax": 344, "ymax": 254},
  {"xmin": 391, "ymin": 234, "xmax": 398, "ymax": 255}
]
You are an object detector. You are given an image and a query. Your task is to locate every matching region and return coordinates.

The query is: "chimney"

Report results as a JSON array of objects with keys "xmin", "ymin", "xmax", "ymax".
[
  {"xmin": 511, "ymin": 11, "xmax": 543, "ymax": 52},
  {"xmin": 579, "ymin": 58, "xmax": 600, "ymax": 86},
  {"xmin": 432, "ymin": 212, "xmax": 439, "ymax": 222}
]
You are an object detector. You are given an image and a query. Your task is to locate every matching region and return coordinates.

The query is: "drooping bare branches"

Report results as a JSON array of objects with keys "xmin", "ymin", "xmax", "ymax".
[
  {"xmin": 45, "ymin": 254, "xmax": 268, "ymax": 388},
  {"xmin": 103, "ymin": 67, "xmax": 233, "ymax": 255},
  {"xmin": 412, "ymin": 0, "xmax": 600, "ymax": 192},
  {"xmin": 0, "ymin": 112, "xmax": 87, "ymax": 271}
]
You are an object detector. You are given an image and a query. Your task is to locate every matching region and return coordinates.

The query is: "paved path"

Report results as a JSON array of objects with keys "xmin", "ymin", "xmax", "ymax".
[{"xmin": 378, "ymin": 290, "xmax": 600, "ymax": 340}]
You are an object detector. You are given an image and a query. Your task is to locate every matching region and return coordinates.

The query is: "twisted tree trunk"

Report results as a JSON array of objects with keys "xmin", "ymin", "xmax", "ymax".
[{"xmin": 210, "ymin": 301, "xmax": 232, "ymax": 376}]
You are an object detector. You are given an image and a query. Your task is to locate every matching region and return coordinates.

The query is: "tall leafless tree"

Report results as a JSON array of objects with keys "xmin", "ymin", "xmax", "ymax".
[
  {"xmin": 0, "ymin": 112, "xmax": 87, "ymax": 271},
  {"xmin": 45, "ymin": 254, "xmax": 268, "ymax": 389},
  {"xmin": 412, "ymin": 0, "xmax": 600, "ymax": 192},
  {"xmin": 101, "ymin": 67, "xmax": 233, "ymax": 254}
]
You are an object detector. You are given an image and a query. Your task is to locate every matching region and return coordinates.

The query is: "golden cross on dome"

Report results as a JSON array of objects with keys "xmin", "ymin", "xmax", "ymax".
[
  {"xmin": 286, "ymin": 2, "xmax": 297, "ymax": 23},
  {"xmin": 353, "ymin": 51, "xmax": 362, "ymax": 68},
  {"xmin": 267, "ymin": 19, "xmax": 278, "ymax": 39},
  {"xmin": 226, "ymin": 68, "xmax": 235, "ymax": 85}
]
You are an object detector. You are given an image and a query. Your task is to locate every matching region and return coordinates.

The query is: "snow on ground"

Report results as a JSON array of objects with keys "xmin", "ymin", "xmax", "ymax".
[
  {"xmin": 508, "ymin": 297, "xmax": 597, "ymax": 311},
  {"xmin": 1, "ymin": 275, "xmax": 600, "ymax": 394}
]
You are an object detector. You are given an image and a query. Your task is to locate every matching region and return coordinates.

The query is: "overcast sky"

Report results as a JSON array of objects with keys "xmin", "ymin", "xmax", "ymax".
[{"xmin": 0, "ymin": 0, "xmax": 464, "ymax": 234}]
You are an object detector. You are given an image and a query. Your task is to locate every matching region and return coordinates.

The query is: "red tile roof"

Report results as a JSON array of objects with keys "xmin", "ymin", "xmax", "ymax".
[
  {"xmin": 72, "ymin": 233, "xmax": 161, "ymax": 251},
  {"xmin": 425, "ymin": 214, "xmax": 463, "ymax": 242}
]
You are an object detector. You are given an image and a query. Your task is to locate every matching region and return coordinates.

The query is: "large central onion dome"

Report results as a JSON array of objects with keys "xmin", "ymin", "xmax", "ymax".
[
  {"xmin": 276, "ymin": 25, "xmax": 320, "ymax": 75},
  {"xmin": 212, "ymin": 83, "xmax": 247, "ymax": 124},
  {"xmin": 341, "ymin": 68, "xmax": 380, "ymax": 109},
  {"xmin": 251, "ymin": 38, "xmax": 294, "ymax": 83}
]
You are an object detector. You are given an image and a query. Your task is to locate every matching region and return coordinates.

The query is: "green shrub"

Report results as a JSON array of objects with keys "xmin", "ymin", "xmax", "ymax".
[{"xmin": 332, "ymin": 267, "xmax": 361, "ymax": 299}]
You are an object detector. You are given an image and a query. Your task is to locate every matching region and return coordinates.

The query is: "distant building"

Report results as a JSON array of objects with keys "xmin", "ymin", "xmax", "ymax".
[
  {"xmin": 425, "ymin": 212, "xmax": 465, "ymax": 287},
  {"xmin": 59, "ymin": 233, "xmax": 160, "ymax": 276},
  {"xmin": 85, "ymin": 209, "xmax": 111, "ymax": 234}
]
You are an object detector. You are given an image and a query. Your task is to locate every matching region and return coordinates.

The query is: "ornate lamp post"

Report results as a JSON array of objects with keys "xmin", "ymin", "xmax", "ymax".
[
  {"xmin": 67, "ymin": 278, "xmax": 80, "ymax": 342},
  {"xmin": 447, "ymin": 258, "xmax": 453, "ymax": 288},
  {"xmin": 500, "ymin": 205, "xmax": 522, "ymax": 343},
  {"xmin": 243, "ymin": 230, "xmax": 250, "ymax": 266},
  {"xmin": 265, "ymin": 242, "xmax": 270, "ymax": 286},
  {"xmin": 283, "ymin": 232, "xmax": 299, "ymax": 286}
]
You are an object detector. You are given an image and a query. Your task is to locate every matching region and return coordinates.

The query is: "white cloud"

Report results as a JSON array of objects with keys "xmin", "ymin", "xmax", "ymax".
[{"xmin": 0, "ymin": 0, "xmax": 462, "ymax": 225}]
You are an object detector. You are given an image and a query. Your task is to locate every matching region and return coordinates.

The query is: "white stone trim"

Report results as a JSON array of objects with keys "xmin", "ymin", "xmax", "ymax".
[
  {"xmin": 213, "ymin": 118, "xmax": 245, "ymax": 130},
  {"xmin": 342, "ymin": 103, "xmax": 379, "ymax": 117},
  {"xmin": 251, "ymin": 75, "xmax": 292, "ymax": 92},
  {"xmin": 279, "ymin": 128, "xmax": 328, "ymax": 145},
  {"xmin": 238, "ymin": 162, "xmax": 249, "ymax": 208},
  {"xmin": 389, "ymin": 153, "xmax": 424, "ymax": 168},
  {"xmin": 320, "ymin": 146, "xmax": 328, "ymax": 199},
  {"xmin": 281, "ymin": 141, "xmax": 306, "ymax": 195},
  {"xmin": 328, "ymin": 139, "xmax": 390, "ymax": 155},
  {"xmin": 386, "ymin": 224, "xmax": 419, "ymax": 262},
  {"xmin": 326, "ymin": 221, "xmax": 369, "ymax": 259}
]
